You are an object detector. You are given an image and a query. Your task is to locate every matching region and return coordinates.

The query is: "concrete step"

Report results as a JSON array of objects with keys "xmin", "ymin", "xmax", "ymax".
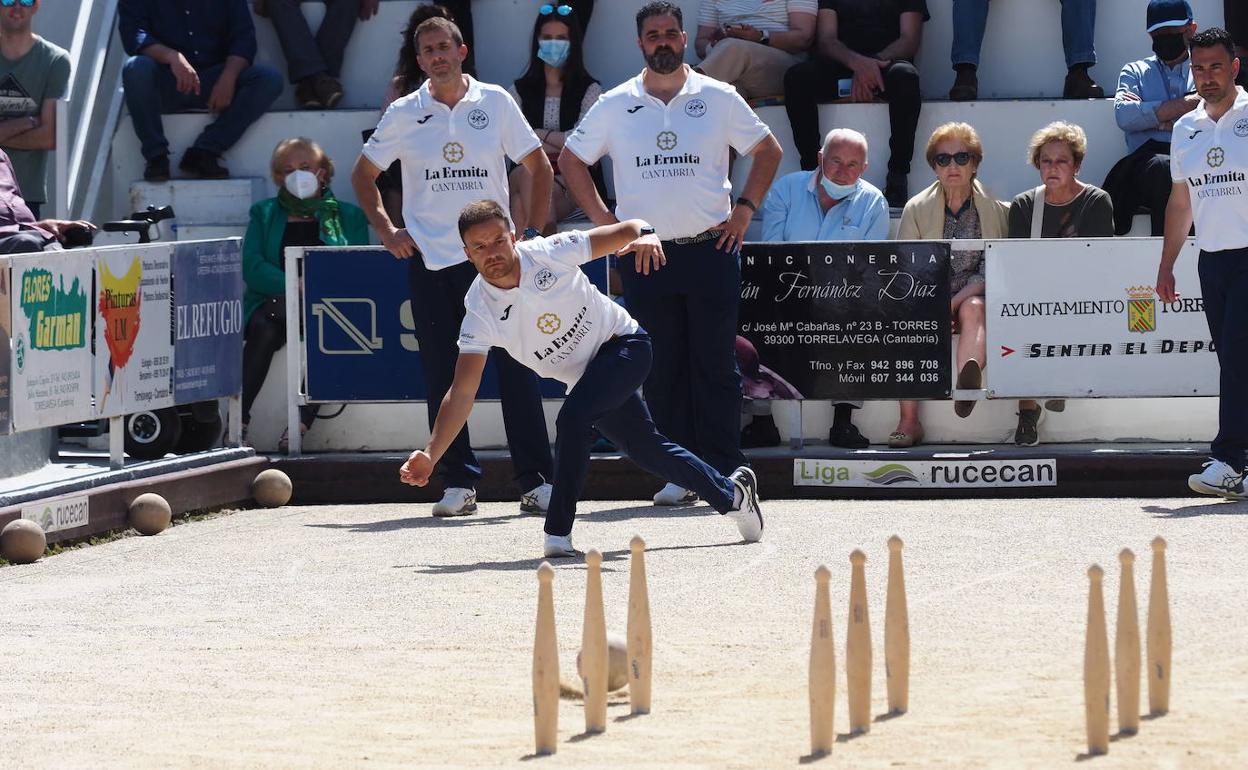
[{"xmin": 130, "ymin": 178, "xmax": 267, "ymax": 227}]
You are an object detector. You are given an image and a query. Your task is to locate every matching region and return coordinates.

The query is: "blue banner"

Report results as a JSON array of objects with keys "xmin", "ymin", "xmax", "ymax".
[
  {"xmin": 303, "ymin": 248, "xmax": 578, "ymax": 402},
  {"xmin": 173, "ymin": 240, "xmax": 244, "ymax": 403}
]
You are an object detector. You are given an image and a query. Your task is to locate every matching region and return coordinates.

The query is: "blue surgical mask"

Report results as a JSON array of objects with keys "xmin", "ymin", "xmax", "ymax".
[
  {"xmin": 820, "ymin": 174, "xmax": 860, "ymax": 200},
  {"xmin": 537, "ymin": 39, "xmax": 571, "ymax": 68}
]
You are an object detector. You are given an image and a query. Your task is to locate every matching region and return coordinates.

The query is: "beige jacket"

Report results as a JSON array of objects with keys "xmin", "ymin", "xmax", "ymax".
[{"xmin": 896, "ymin": 180, "xmax": 1009, "ymax": 240}]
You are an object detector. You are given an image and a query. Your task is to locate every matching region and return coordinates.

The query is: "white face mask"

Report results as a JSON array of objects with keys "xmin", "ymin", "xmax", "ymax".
[{"xmin": 284, "ymin": 168, "xmax": 320, "ymax": 199}]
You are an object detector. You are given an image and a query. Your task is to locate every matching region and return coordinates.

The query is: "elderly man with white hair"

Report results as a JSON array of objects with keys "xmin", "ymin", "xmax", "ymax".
[{"xmin": 753, "ymin": 127, "xmax": 887, "ymax": 448}]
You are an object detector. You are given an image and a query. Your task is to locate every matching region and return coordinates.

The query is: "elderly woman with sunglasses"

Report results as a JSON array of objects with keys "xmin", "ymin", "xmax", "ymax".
[{"xmin": 892, "ymin": 122, "xmax": 1008, "ymax": 448}]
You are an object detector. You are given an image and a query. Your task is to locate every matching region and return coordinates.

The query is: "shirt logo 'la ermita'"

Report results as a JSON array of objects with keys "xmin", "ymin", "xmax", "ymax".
[
  {"xmin": 426, "ymin": 142, "xmax": 488, "ymax": 192},
  {"xmin": 636, "ymin": 131, "xmax": 700, "ymax": 179}
]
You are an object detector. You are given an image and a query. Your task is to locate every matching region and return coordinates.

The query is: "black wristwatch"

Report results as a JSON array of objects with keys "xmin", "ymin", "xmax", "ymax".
[
  {"xmin": 522, "ymin": 226, "xmax": 541, "ymax": 240},
  {"xmin": 640, "ymin": 225, "xmax": 656, "ymax": 236},
  {"xmin": 758, "ymin": 30, "xmax": 770, "ymax": 46},
  {"xmin": 735, "ymin": 196, "xmax": 757, "ymax": 213}
]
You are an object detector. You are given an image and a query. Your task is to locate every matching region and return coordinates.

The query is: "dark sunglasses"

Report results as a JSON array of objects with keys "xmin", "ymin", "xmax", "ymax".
[
  {"xmin": 934, "ymin": 151, "xmax": 974, "ymax": 168},
  {"xmin": 0, "ymin": 0, "xmax": 36, "ymax": 7},
  {"xmin": 539, "ymin": 4, "xmax": 572, "ymax": 16}
]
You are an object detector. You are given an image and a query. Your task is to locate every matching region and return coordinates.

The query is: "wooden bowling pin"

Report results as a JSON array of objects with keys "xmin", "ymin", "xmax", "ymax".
[
  {"xmin": 846, "ymin": 549, "xmax": 872, "ymax": 734},
  {"xmin": 627, "ymin": 535, "xmax": 653, "ymax": 715},
  {"xmin": 1115, "ymin": 549, "xmax": 1141, "ymax": 736},
  {"xmin": 1147, "ymin": 536, "xmax": 1171, "ymax": 715},
  {"xmin": 809, "ymin": 565, "xmax": 835, "ymax": 757},
  {"xmin": 884, "ymin": 535, "xmax": 910, "ymax": 716},
  {"xmin": 582, "ymin": 549, "xmax": 609, "ymax": 733},
  {"xmin": 1085, "ymin": 565, "xmax": 1110, "ymax": 756},
  {"xmin": 533, "ymin": 562, "xmax": 559, "ymax": 755}
]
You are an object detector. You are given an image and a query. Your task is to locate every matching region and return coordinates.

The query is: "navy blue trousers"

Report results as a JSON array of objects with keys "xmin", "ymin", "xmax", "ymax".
[
  {"xmin": 545, "ymin": 334, "xmax": 735, "ymax": 537},
  {"xmin": 407, "ymin": 254, "xmax": 552, "ymax": 491},
  {"xmin": 617, "ymin": 240, "xmax": 747, "ymax": 476},
  {"xmin": 1199, "ymin": 247, "xmax": 1248, "ymax": 469}
]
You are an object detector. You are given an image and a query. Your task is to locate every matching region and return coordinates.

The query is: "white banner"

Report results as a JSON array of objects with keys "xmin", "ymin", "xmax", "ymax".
[
  {"xmin": 10, "ymin": 251, "xmax": 94, "ymax": 430},
  {"xmin": 0, "ymin": 256, "xmax": 10, "ymax": 434},
  {"xmin": 94, "ymin": 245, "xmax": 175, "ymax": 417},
  {"xmin": 793, "ymin": 458, "xmax": 1057, "ymax": 489},
  {"xmin": 985, "ymin": 238, "xmax": 1214, "ymax": 398},
  {"xmin": 22, "ymin": 495, "xmax": 88, "ymax": 534}
]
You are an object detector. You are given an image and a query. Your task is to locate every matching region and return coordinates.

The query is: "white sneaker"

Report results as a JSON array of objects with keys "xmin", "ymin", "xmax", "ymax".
[
  {"xmin": 725, "ymin": 466, "xmax": 764, "ymax": 542},
  {"xmin": 1188, "ymin": 459, "xmax": 1247, "ymax": 499},
  {"xmin": 520, "ymin": 483, "xmax": 553, "ymax": 514},
  {"xmin": 544, "ymin": 533, "xmax": 579, "ymax": 558},
  {"xmin": 654, "ymin": 483, "xmax": 699, "ymax": 506},
  {"xmin": 432, "ymin": 487, "xmax": 477, "ymax": 517}
]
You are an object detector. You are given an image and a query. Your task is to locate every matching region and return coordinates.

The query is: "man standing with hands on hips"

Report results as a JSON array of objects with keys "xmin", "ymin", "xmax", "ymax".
[
  {"xmin": 1155, "ymin": 27, "xmax": 1248, "ymax": 499},
  {"xmin": 560, "ymin": 1, "xmax": 783, "ymax": 506},
  {"xmin": 351, "ymin": 17, "xmax": 555, "ymax": 518}
]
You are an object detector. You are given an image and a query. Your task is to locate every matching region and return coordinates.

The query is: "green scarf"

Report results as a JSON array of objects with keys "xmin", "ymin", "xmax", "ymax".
[{"xmin": 277, "ymin": 186, "xmax": 347, "ymax": 246}]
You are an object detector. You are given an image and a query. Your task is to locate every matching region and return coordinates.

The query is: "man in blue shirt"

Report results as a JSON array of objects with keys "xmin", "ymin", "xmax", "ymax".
[
  {"xmin": 1104, "ymin": 0, "xmax": 1198, "ymax": 236},
  {"xmin": 119, "ymin": 0, "xmax": 283, "ymax": 181},
  {"xmin": 757, "ymin": 128, "xmax": 886, "ymax": 448}
]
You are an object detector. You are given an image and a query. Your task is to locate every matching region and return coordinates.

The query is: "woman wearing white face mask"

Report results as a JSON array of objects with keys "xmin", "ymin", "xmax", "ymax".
[
  {"xmin": 508, "ymin": 4, "xmax": 602, "ymax": 234},
  {"xmin": 241, "ymin": 137, "xmax": 369, "ymax": 450}
]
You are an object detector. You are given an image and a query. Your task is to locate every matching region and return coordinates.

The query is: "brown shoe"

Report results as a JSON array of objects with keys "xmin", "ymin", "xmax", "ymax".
[
  {"xmin": 949, "ymin": 67, "xmax": 978, "ymax": 101},
  {"xmin": 295, "ymin": 77, "xmax": 321, "ymax": 109},
  {"xmin": 1063, "ymin": 67, "xmax": 1105, "ymax": 99},
  {"xmin": 313, "ymin": 74, "xmax": 344, "ymax": 109},
  {"xmin": 953, "ymin": 359, "xmax": 983, "ymax": 418}
]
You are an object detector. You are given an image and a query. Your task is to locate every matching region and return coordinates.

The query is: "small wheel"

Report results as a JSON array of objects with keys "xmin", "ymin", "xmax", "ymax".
[{"xmin": 124, "ymin": 407, "xmax": 183, "ymax": 460}]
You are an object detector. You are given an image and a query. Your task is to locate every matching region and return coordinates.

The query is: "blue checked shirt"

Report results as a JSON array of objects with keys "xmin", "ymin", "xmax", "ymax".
[
  {"xmin": 1115, "ymin": 55, "xmax": 1194, "ymax": 153},
  {"xmin": 761, "ymin": 170, "xmax": 890, "ymax": 242}
]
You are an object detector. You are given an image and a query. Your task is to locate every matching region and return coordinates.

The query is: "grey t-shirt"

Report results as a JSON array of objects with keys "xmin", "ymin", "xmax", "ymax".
[
  {"xmin": 1007, "ymin": 184, "xmax": 1115, "ymax": 239},
  {"xmin": 0, "ymin": 37, "xmax": 71, "ymax": 205}
]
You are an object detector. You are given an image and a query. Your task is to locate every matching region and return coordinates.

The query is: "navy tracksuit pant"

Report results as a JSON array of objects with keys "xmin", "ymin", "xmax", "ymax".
[
  {"xmin": 408, "ymin": 254, "xmax": 552, "ymax": 491},
  {"xmin": 545, "ymin": 334, "xmax": 735, "ymax": 537},
  {"xmin": 617, "ymin": 240, "xmax": 747, "ymax": 477},
  {"xmin": 1198, "ymin": 247, "xmax": 1248, "ymax": 469}
]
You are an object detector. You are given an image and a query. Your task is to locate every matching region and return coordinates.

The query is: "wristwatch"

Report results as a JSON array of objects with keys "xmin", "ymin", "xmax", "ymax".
[
  {"xmin": 639, "ymin": 225, "xmax": 656, "ymax": 236},
  {"xmin": 522, "ymin": 226, "xmax": 541, "ymax": 240},
  {"xmin": 735, "ymin": 196, "xmax": 758, "ymax": 213},
  {"xmin": 758, "ymin": 30, "xmax": 770, "ymax": 46}
]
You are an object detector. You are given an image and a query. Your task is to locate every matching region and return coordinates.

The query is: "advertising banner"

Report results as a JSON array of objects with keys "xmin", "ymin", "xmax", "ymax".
[
  {"xmin": 793, "ymin": 458, "xmax": 1057, "ymax": 489},
  {"xmin": 10, "ymin": 251, "xmax": 94, "ymax": 430},
  {"xmin": 21, "ymin": 495, "xmax": 89, "ymax": 534},
  {"xmin": 173, "ymin": 240, "xmax": 244, "ymax": 402},
  {"xmin": 303, "ymin": 248, "xmax": 565, "ymax": 402},
  {"xmin": 985, "ymin": 238, "xmax": 1214, "ymax": 398},
  {"xmin": 0, "ymin": 257, "xmax": 10, "ymax": 434},
  {"xmin": 739, "ymin": 241, "xmax": 952, "ymax": 400},
  {"xmin": 94, "ymin": 245, "xmax": 175, "ymax": 417}
]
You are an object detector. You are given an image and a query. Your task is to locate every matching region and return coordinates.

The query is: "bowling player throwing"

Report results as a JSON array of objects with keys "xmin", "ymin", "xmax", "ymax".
[{"xmin": 399, "ymin": 199, "xmax": 763, "ymax": 557}]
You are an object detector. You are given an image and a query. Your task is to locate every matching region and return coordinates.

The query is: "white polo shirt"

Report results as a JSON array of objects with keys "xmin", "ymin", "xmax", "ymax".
[
  {"xmin": 363, "ymin": 76, "xmax": 541, "ymax": 269},
  {"xmin": 1171, "ymin": 86, "xmax": 1248, "ymax": 253},
  {"xmin": 564, "ymin": 68, "xmax": 771, "ymax": 240},
  {"xmin": 457, "ymin": 231, "xmax": 640, "ymax": 387}
]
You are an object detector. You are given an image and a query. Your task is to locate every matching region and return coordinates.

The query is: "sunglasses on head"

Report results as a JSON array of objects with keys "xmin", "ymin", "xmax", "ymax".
[
  {"xmin": 0, "ymin": 0, "xmax": 35, "ymax": 7},
  {"xmin": 540, "ymin": 4, "xmax": 572, "ymax": 16},
  {"xmin": 934, "ymin": 151, "xmax": 973, "ymax": 167}
]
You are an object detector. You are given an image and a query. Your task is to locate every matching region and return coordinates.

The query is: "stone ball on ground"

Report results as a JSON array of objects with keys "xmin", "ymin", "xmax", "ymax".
[
  {"xmin": 577, "ymin": 632, "xmax": 629, "ymax": 691},
  {"xmin": 252, "ymin": 468, "xmax": 293, "ymax": 508},
  {"xmin": 129, "ymin": 493, "xmax": 172, "ymax": 536},
  {"xmin": 1, "ymin": 519, "xmax": 46, "ymax": 564}
]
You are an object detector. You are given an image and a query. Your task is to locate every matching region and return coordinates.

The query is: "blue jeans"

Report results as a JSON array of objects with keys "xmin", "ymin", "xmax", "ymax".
[
  {"xmin": 121, "ymin": 55, "xmax": 283, "ymax": 160},
  {"xmin": 951, "ymin": 0, "xmax": 1096, "ymax": 69},
  {"xmin": 1198, "ymin": 248, "xmax": 1248, "ymax": 469},
  {"xmin": 545, "ymin": 334, "xmax": 735, "ymax": 537}
]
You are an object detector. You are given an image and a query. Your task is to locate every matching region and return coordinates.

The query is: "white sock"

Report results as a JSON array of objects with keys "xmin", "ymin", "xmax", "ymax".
[{"xmin": 732, "ymin": 486, "xmax": 743, "ymax": 510}]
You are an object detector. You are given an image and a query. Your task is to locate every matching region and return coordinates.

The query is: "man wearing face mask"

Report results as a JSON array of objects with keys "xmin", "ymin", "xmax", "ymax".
[
  {"xmin": 242, "ymin": 137, "xmax": 369, "ymax": 450},
  {"xmin": 560, "ymin": 2, "xmax": 783, "ymax": 506},
  {"xmin": 758, "ymin": 128, "xmax": 885, "ymax": 449},
  {"xmin": 1104, "ymin": 0, "xmax": 1198, "ymax": 237}
]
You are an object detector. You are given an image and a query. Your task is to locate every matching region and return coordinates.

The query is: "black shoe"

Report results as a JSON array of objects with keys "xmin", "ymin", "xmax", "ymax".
[
  {"xmin": 1063, "ymin": 67, "xmax": 1105, "ymax": 99},
  {"xmin": 179, "ymin": 147, "xmax": 229, "ymax": 179},
  {"xmin": 1014, "ymin": 407, "xmax": 1041, "ymax": 447},
  {"xmin": 829, "ymin": 422, "xmax": 869, "ymax": 449},
  {"xmin": 949, "ymin": 67, "xmax": 978, "ymax": 101},
  {"xmin": 885, "ymin": 172, "xmax": 908, "ymax": 208},
  {"xmin": 143, "ymin": 154, "xmax": 170, "ymax": 182},
  {"xmin": 740, "ymin": 415, "xmax": 780, "ymax": 448}
]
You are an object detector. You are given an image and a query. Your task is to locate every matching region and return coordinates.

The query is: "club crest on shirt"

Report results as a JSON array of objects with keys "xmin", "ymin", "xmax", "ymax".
[
  {"xmin": 1236, "ymin": 118, "xmax": 1248, "ymax": 138},
  {"xmin": 534, "ymin": 268, "xmax": 558, "ymax": 291},
  {"xmin": 656, "ymin": 131, "xmax": 678, "ymax": 151},
  {"xmin": 468, "ymin": 108, "xmax": 489, "ymax": 129},
  {"xmin": 537, "ymin": 312, "xmax": 561, "ymax": 334},
  {"xmin": 684, "ymin": 99, "xmax": 707, "ymax": 118},
  {"xmin": 1207, "ymin": 147, "xmax": 1225, "ymax": 168},
  {"xmin": 443, "ymin": 142, "xmax": 465, "ymax": 163}
]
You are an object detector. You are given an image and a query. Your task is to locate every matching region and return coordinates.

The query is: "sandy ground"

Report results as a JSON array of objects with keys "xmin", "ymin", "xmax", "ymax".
[{"xmin": 1, "ymin": 496, "xmax": 1246, "ymax": 769}]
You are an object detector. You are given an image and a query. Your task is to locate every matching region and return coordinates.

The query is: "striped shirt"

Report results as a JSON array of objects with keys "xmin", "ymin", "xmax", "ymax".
[{"xmin": 697, "ymin": 0, "xmax": 818, "ymax": 32}]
